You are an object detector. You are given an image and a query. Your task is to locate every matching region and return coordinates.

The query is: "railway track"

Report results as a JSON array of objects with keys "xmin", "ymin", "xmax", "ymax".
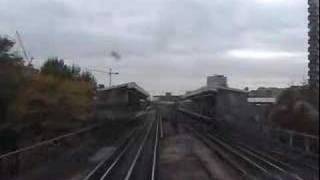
[
  {"xmin": 269, "ymin": 150, "xmax": 319, "ymax": 172},
  {"xmin": 83, "ymin": 115, "xmax": 159, "ymax": 180},
  {"xmin": 225, "ymin": 136, "xmax": 319, "ymax": 175},
  {"xmin": 179, "ymin": 109, "xmax": 318, "ymax": 179},
  {"xmin": 214, "ymin": 131, "xmax": 319, "ymax": 175},
  {"xmin": 188, "ymin": 126, "xmax": 307, "ymax": 180}
]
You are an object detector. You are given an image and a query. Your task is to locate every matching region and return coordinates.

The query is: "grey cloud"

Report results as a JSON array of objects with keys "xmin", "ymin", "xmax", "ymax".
[{"xmin": 0, "ymin": 0, "xmax": 309, "ymax": 94}]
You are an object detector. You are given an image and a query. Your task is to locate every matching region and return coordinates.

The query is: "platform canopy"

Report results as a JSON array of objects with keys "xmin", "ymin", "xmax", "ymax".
[
  {"xmin": 182, "ymin": 86, "xmax": 247, "ymax": 100},
  {"xmin": 182, "ymin": 87, "xmax": 217, "ymax": 100},
  {"xmin": 247, "ymin": 97, "xmax": 276, "ymax": 104},
  {"xmin": 97, "ymin": 82, "xmax": 150, "ymax": 98}
]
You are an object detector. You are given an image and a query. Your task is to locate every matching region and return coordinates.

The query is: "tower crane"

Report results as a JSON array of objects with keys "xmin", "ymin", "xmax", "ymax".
[{"xmin": 15, "ymin": 31, "xmax": 34, "ymax": 66}]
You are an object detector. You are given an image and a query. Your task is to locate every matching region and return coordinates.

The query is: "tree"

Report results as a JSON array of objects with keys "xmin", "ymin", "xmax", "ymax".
[
  {"xmin": 0, "ymin": 36, "xmax": 24, "ymax": 122},
  {"xmin": 70, "ymin": 64, "xmax": 81, "ymax": 78},
  {"xmin": 268, "ymin": 86, "xmax": 319, "ymax": 134},
  {"xmin": 13, "ymin": 57, "xmax": 96, "ymax": 131},
  {"xmin": 79, "ymin": 71, "xmax": 97, "ymax": 88},
  {"xmin": 0, "ymin": 37, "xmax": 14, "ymax": 54},
  {"xmin": 40, "ymin": 58, "xmax": 97, "ymax": 87},
  {"xmin": 41, "ymin": 58, "xmax": 70, "ymax": 78},
  {"xmin": 40, "ymin": 58, "xmax": 86, "ymax": 80},
  {"xmin": 0, "ymin": 36, "xmax": 23, "ymax": 64}
]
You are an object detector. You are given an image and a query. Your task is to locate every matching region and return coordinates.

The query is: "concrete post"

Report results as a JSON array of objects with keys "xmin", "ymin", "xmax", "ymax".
[
  {"xmin": 304, "ymin": 137, "xmax": 311, "ymax": 153},
  {"xmin": 289, "ymin": 131, "xmax": 293, "ymax": 147}
]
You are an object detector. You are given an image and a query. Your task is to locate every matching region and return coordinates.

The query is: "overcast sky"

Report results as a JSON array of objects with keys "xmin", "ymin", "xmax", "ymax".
[{"xmin": 0, "ymin": 0, "xmax": 309, "ymax": 95}]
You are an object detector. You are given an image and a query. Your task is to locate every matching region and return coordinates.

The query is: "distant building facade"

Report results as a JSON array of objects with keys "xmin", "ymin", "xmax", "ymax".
[
  {"xmin": 153, "ymin": 92, "xmax": 180, "ymax": 102},
  {"xmin": 207, "ymin": 75, "xmax": 228, "ymax": 88},
  {"xmin": 247, "ymin": 97, "xmax": 276, "ymax": 105},
  {"xmin": 249, "ymin": 87, "xmax": 284, "ymax": 98},
  {"xmin": 308, "ymin": 0, "xmax": 319, "ymax": 88}
]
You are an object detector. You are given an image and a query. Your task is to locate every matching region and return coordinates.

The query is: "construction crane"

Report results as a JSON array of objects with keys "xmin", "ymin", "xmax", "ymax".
[
  {"xmin": 87, "ymin": 68, "xmax": 119, "ymax": 87},
  {"xmin": 16, "ymin": 30, "xmax": 33, "ymax": 66},
  {"xmin": 108, "ymin": 68, "xmax": 119, "ymax": 87}
]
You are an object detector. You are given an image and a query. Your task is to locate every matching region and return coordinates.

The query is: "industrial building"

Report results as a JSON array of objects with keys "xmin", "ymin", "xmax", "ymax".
[{"xmin": 308, "ymin": 0, "xmax": 319, "ymax": 88}]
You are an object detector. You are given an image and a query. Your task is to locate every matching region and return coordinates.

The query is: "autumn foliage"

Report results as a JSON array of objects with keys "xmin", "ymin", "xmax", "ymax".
[
  {"xmin": 0, "ymin": 36, "xmax": 97, "ymax": 152},
  {"xmin": 13, "ymin": 74, "xmax": 95, "ymax": 130}
]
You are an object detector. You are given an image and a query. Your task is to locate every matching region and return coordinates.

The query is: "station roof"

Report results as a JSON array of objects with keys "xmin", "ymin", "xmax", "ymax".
[
  {"xmin": 182, "ymin": 87, "xmax": 217, "ymax": 99},
  {"xmin": 97, "ymin": 82, "xmax": 150, "ymax": 97},
  {"xmin": 182, "ymin": 86, "xmax": 247, "ymax": 99},
  {"xmin": 247, "ymin": 97, "xmax": 276, "ymax": 104},
  {"xmin": 218, "ymin": 87, "xmax": 248, "ymax": 94}
]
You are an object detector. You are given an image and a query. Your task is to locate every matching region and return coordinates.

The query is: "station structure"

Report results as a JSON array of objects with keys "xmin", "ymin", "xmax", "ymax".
[{"xmin": 95, "ymin": 82, "xmax": 150, "ymax": 120}]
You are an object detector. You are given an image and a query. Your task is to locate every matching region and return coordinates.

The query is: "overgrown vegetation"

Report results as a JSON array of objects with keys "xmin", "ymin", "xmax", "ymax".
[
  {"xmin": 14, "ymin": 74, "xmax": 95, "ymax": 127},
  {"xmin": 0, "ymin": 36, "xmax": 97, "ymax": 152},
  {"xmin": 268, "ymin": 86, "xmax": 319, "ymax": 135},
  {"xmin": 0, "ymin": 36, "xmax": 24, "ymax": 123}
]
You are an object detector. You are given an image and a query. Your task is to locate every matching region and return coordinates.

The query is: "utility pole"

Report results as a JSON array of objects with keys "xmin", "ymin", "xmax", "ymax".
[{"xmin": 108, "ymin": 68, "xmax": 119, "ymax": 87}]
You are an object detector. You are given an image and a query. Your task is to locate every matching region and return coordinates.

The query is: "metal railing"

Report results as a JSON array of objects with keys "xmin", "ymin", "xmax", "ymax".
[
  {"xmin": 266, "ymin": 127, "xmax": 319, "ymax": 156},
  {"xmin": 0, "ymin": 123, "xmax": 101, "ymax": 178}
]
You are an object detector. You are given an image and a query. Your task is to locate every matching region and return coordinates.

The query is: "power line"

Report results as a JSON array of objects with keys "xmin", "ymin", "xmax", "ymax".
[
  {"xmin": 85, "ymin": 68, "xmax": 119, "ymax": 87},
  {"xmin": 108, "ymin": 68, "xmax": 119, "ymax": 87},
  {"xmin": 86, "ymin": 68, "xmax": 108, "ymax": 74}
]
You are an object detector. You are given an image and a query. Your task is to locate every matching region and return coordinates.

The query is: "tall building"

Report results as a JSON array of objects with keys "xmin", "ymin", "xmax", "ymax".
[
  {"xmin": 308, "ymin": 0, "xmax": 319, "ymax": 88},
  {"xmin": 207, "ymin": 75, "xmax": 228, "ymax": 88}
]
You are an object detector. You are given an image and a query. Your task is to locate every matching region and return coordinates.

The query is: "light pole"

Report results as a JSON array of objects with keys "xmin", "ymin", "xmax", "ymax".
[{"xmin": 108, "ymin": 68, "xmax": 119, "ymax": 87}]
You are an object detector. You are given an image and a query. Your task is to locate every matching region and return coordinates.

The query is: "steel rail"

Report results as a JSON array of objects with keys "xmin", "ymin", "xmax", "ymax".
[
  {"xmin": 206, "ymin": 134, "xmax": 275, "ymax": 179},
  {"xmin": 83, "ymin": 118, "xmax": 151, "ymax": 180},
  {"xmin": 237, "ymin": 146, "xmax": 290, "ymax": 173},
  {"xmin": 270, "ymin": 150, "xmax": 319, "ymax": 172},
  {"xmin": 188, "ymin": 126, "xmax": 249, "ymax": 179},
  {"xmin": 236, "ymin": 146, "xmax": 304, "ymax": 180},
  {"xmin": 238, "ymin": 143, "xmax": 297, "ymax": 171},
  {"xmin": 159, "ymin": 114, "xmax": 164, "ymax": 139},
  {"xmin": 123, "ymin": 118, "xmax": 156, "ymax": 180},
  {"xmin": 178, "ymin": 108, "xmax": 214, "ymax": 123},
  {"xmin": 238, "ymin": 143, "xmax": 309, "ymax": 174},
  {"xmin": 190, "ymin": 124, "xmax": 292, "ymax": 179},
  {"xmin": 214, "ymin": 130, "xmax": 318, "ymax": 173},
  {"xmin": 84, "ymin": 113, "xmax": 159, "ymax": 180},
  {"xmin": 99, "ymin": 128, "xmax": 141, "ymax": 180},
  {"xmin": 207, "ymin": 132, "xmax": 308, "ymax": 180},
  {"xmin": 151, "ymin": 119, "xmax": 159, "ymax": 180},
  {"xmin": 215, "ymin": 133, "xmax": 309, "ymax": 180},
  {"xmin": 180, "ymin": 110, "xmax": 313, "ymax": 180},
  {"xmin": 83, "ymin": 127, "xmax": 139, "ymax": 180}
]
